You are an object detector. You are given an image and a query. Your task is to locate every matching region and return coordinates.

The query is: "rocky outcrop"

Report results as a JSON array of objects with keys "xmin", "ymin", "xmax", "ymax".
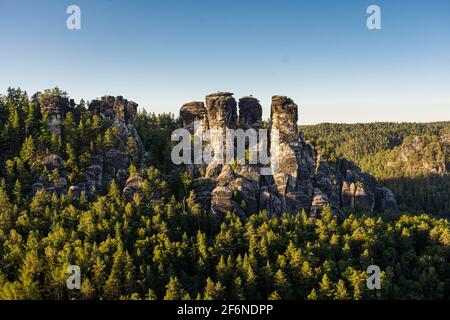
[
  {"xmin": 310, "ymin": 188, "xmax": 330, "ymax": 217},
  {"xmin": 84, "ymin": 155, "xmax": 104, "ymax": 197},
  {"xmin": 31, "ymin": 94, "xmax": 144, "ymax": 199},
  {"xmin": 270, "ymin": 95, "xmax": 315, "ymax": 215},
  {"xmin": 376, "ymin": 187, "xmax": 399, "ymax": 212},
  {"xmin": 38, "ymin": 94, "xmax": 74, "ymax": 135},
  {"xmin": 204, "ymin": 93, "xmax": 269, "ymax": 218},
  {"xmin": 179, "ymin": 92, "xmax": 398, "ymax": 218},
  {"xmin": 123, "ymin": 174, "xmax": 144, "ymax": 201},
  {"xmin": 30, "ymin": 89, "xmax": 398, "ymax": 218},
  {"xmin": 205, "ymin": 92, "xmax": 237, "ymax": 129},
  {"xmin": 30, "ymin": 154, "xmax": 67, "ymax": 196},
  {"xmin": 180, "ymin": 101, "xmax": 208, "ymax": 134},
  {"xmin": 340, "ymin": 166, "xmax": 376, "ymax": 211},
  {"xmin": 42, "ymin": 154, "xmax": 63, "ymax": 171},
  {"xmin": 398, "ymin": 136, "xmax": 448, "ymax": 175},
  {"xmin": 239, "ymin": 96, "xmax": 263, "ymax": 130},
  {"xmin": 89, "ymin": 96, "xmax": 138, "ymax": 125},
  {"xmin": 82, "ymin": 96, "xmax": 144, "ymax": 197}
]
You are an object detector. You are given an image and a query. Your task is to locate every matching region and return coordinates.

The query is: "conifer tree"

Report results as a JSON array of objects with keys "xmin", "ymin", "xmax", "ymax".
[
  {"xmin": 319, "ymin": 274, "xmax": 334, "ymax": 299},
  {"xmin": 17, "ymin": 250, "xmax": 42, "ymax": 300},
  {"xmin": 203, "ymin": 277, "xmax": 225, "ymax": 300},
  {"xmin": 273, "ymin": 269, "xmax": 291, "ymax": 299},
  {"xmin": 20, "ymin": 136, "xmax": 36, "ymax": 164},
  {"xmin": 13, "ymin": 179, "xmax": 22, "ymax": 206},
  {"xmin": 334, "ymin": 280, "xmax": 349, "ymax": 300},
  {"xmin": 164, "ymin": 277, "xmax": 187, "ymax": 300},
  {"xmin": 25, "ymin": 102, "xmax": 40, "ymax": 136}
]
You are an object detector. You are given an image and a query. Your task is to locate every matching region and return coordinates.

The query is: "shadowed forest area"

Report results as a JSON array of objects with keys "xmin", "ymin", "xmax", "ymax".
[{"xmin": 302, "ymin": 122, "xmax": 450, "ymax": 217}]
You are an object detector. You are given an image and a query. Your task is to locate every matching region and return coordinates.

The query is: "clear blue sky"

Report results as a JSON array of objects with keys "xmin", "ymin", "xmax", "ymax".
[{"xmin": 0, "ymin": 0, "xmax": 449, "ymax": 124}]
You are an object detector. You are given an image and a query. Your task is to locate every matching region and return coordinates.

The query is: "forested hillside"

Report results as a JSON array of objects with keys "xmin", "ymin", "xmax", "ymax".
[
  {"xmin": 1, "ymin": 88, "xmax": 450, "ymax": 300},
  {"xmin": 302, "ymin": 122, "xmax": 450, "ymax": 216}
]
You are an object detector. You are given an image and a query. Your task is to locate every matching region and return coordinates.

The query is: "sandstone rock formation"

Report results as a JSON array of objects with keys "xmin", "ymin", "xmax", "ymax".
[
  {"xmin": 82, "ymin": 96, "xmax": 144, "ymax": 197},
  {"xmin": 38, "ymin": 94, "xmax": 74, "ymax": 135},
  {"xmin": 398, "ymin": 136, "xmax": 448, "ymax": 175},
  {"xmin": 31, "ymin": 154, "xmax": 68, "ymax": 196},
  {"xmin": 310, "ymin": 188, "xmax": 330, "ymax": 217},
  {"xmin": 375, "ymin": 187, "xmax": 399, "ymax": 212},
  {"xmin": 34, "ymin": 93, "xmax": 144, "ymax": 199},
  {"xmin": 123, "ymin": 174, "xmax": 144, "ymax": 202},
  {"xmin": 180, "ymin": 101, "xmax": 208, "ymax": 134},
  {"xmin": 239, "ymin": 96, "xmax": 262, "ymax": 130},
  {"xmin": 31, "ymin": 89, "xmax": 398, "ymax": 219},
  {"xmin": 89, "ymin": 95, "xmax": 138, "ymax": 125},
  {"xmin": 270, "ymin": 95, "xmax": 315, "ymax": 215},
  {"xmin": 179, "ymin": 92, "xmax": 398, "ymax": 218},
  {"xmin": 205, "ymin": 92, "xmax": 237, "ymax": 129}
]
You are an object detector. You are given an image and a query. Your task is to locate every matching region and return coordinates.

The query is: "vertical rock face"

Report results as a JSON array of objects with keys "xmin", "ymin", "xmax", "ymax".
[
  {"xmin": 180, "ymin": 101, "xmax": 208, "ymax": 134},
  {"xmin": 89, "ymin": 96, "xmax": 138, "ymax": 125},
  {"xmin": 113, "ymin": 96, "xmax": 136, "ymax": 124},
  {"xmin": 204, "ymin": 93, "xmax": 238, "ymax": 217},
  {"xmin": 239, "ymin": 96, "xmax": 262, "ymax": 130},
  {"xmin": 179, "ymin": 101, "xmax": 214, "ymax": 210},
  {"xmin": 179, "ymin": 92, "xmax": 398, "ymax": 219},
  {"xmin": 271, "ymin": 96, "xmax": 299, "ymax": 144},
  {"xmin": 310, "ymin": 188, "xmax": 330, "ymax": 217},
  {"xmin": 270, "ymin": 95, "xmax": 315, "ymax": 215},
  {"xmin": 314, "ymin": 154, "xmax": 334, "ymax": 201},
  {"xmin": 376, "ymin": 187, "xmax": 399, "ymax": 212},
  {"xmin": 205, "ymin": 92, "xmax": 237, "ymax": 129},
  {"xmin": 34, "ymin": 94, "xmax": 72, "ymax": 195},
  {"xmin": 180, "ymin": 102, "xmax": 210, "ymax": 181},
  {"xmin": 203, "ymin": 92, "xmax": 237, "ymax": 180},
  {"xmin": 39, "ymin": 95, "xmax": 73, "ymax": 135}
]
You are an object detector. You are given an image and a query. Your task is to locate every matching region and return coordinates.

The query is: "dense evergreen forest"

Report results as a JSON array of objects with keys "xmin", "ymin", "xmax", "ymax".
[{"xmin": 1, "ymin": 88, "xmax": 450, "ymax": 300}]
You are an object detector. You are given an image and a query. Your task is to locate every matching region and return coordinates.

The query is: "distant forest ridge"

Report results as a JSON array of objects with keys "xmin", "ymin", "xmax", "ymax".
[{"xmin": 301, "ymin": 121, "xmax": 450, "ymax": 216}]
